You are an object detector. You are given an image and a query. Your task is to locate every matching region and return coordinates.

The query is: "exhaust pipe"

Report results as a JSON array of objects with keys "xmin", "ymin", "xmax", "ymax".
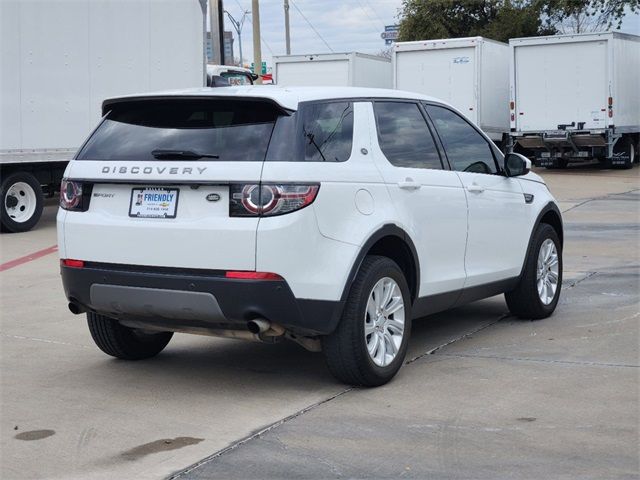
[
  {"xmin": 247, "ymin": 318, "xmax": 271, "ymax": 334},
  {"xmin": 247, "ymin": 319, "xmax": 286, "ymax": 337},
  {"xmin": 68, "ymin": 301, "xmax": 85, "ymax": 315}
]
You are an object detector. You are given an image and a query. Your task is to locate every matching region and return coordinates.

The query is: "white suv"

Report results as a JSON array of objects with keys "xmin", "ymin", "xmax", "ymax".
[{"xmin": 58, "ymin": 86, "xmax": 563, "ymax": 386}]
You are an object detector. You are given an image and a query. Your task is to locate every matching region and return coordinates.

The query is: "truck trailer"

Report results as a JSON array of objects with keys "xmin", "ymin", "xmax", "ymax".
[
  {"xmin": 0, "ymin": 0, "xmax": 205, "ymax": 232},
  {"xmin": 508, "ymin": 32, "xmax": 639, "ymax": 169},
  {"xmin": 393, "ymin": 37, "xmax": 510, "ymax": 144},
  {"xmin": 273, "ymin": 53, "xmax": 392, "ymax": 88}
]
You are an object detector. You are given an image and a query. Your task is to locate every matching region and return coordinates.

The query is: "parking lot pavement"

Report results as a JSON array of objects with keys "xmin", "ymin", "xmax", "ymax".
[{"xmin": 1, "ymin": 165, "xmax": 638, "ymax": 480}]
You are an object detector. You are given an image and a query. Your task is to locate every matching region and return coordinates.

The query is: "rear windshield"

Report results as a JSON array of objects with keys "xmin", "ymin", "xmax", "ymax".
[{"xmin": 77, "ymin": 99, "xmax": 282, "ymax": 161}]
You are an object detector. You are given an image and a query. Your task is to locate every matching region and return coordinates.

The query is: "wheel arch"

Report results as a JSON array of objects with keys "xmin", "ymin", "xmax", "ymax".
[
  {"xmin": 339, "ymin": 224, "xmax": 420, "ymax": 305},
  {"xmin": 519, "ymin": 202, "xmax": 564, "ymax": 278}
]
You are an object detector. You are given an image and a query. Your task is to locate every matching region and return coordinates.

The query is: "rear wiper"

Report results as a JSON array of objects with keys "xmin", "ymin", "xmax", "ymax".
[
  {"xmin": 304, "ymin": 131, "xmax": 328, "ymax": 162},
  {"xmin": 151, "ymin": 149, "xmax": 220, "ymax": 160}
]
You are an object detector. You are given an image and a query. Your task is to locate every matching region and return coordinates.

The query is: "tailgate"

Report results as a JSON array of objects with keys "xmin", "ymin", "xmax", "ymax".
[
  {"xmin": 62, "ymin": 162, "xmax": 262, "ymax": 270},
  {"xmin": 60, "ymin": 97, "xmax": 286, "ymax": 271}
]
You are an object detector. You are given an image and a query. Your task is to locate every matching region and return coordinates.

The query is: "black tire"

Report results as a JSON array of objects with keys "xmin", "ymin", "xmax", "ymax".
[
  {"xmin": 505, "ymin": 224, "xmax": 562, "ymax": 320},
  {"xmin": 1, "ymin": 171, "xmax": 44, "ymax": 233},
  {"xmin": 322, "ymin": 256, "xmax": 412, "ymax": 387},
  {"xmin": 611, "ymin": 137, "xmax": 635, "ymax": 169},
  {"xmin": 87, "ymin": 313, "xmax": 173, "ymax": 360}
]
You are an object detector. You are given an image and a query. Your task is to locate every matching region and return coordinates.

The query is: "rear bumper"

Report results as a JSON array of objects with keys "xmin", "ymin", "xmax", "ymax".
[{"xmin": 61, "ymin": 263, "xmax": 343, "ymax": 336}]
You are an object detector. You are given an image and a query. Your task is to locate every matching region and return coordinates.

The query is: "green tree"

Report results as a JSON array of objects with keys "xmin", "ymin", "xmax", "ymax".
[{"xmin": 398, "ymin": 0, "xmax": 637, "ymax": 43}]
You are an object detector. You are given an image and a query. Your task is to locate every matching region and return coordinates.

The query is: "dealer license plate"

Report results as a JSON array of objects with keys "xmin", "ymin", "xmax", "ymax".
[{"xmin": 129, "ymin": 187, "xmax": 179, "ymax": 218}]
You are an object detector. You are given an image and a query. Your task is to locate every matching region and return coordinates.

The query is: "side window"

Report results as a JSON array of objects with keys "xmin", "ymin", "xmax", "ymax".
[
  {"xmin": 425, "ymin": 105, "xmax": 497, "ymax": 174},
  {"xmin": 301, "ymin": 102, "xmax": 354, "ymax": 162},
  {"xmin": 373, "ymin": 102, "xmax": 442, "ymax": 169}
]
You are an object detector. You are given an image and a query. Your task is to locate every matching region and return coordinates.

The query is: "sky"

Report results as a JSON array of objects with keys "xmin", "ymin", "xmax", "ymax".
[{"xmin": 217, "ymin": 0, "xmax": 640, "ymax": 68}]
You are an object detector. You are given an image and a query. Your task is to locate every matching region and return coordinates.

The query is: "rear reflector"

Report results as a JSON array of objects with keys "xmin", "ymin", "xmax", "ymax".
[
  {"xmin": 62, "ymin": 259, "xmax": 84, "ymax": 268},
  {"xmin": 225, "ymin": 271, "xmax": 283, "ymax": 280}
]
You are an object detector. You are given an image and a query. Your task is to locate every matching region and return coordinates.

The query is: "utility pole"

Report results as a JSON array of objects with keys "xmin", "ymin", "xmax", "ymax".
[
  {"xmin": 198, "ymin": 0, "xmax": 208, "ymax": 85},
  {"xmin": 209, "ymin": 0, "xmax": 224, "ymax": 65},
  {"xmin": 284, "ymin": 0, "xmax": 291, "ymax": 55},
  {"xmin": 225, "ymin": 9, "xmax": 249, "ymax": 67},
  {"xmin": 252, "ymin": 0, "xmax": 262, "ymax": 84}
]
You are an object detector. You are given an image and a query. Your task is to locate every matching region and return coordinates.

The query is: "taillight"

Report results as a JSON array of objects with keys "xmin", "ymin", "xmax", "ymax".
[
  {"xmin": 230, "ymin": 183, "xmax": 319, "ymax": 217},
  {"xmin": 60, "ymin": 179, "xmax": 91, "ymax": 211},
  {"xmin": 61, "ymin": 259, "xmax": 84, "ymax": 268}
]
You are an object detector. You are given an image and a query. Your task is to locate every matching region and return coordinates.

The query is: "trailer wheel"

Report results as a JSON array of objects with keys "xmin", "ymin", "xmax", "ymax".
[
  {"xmin": 1, "ymin": 172, "xmax": 44, "ymax": 233},
  {"xmin": 611, "ymin": 137, "xmax": 634, "ymax": 169}
]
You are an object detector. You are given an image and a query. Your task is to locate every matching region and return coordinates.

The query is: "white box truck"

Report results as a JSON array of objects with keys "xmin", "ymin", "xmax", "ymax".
[
  {"xmin": 273, "ymin": 53, "xmax": 392, "ymax": 88},
  {"xmin": 0, "ymin": 0, "xmax": 205, "ymax": 232},
  {"xmin": 508, "ymin": 32, "xmax": 640, "ymax": 169},
  {"xmin": 393, "ymin": 37, "xmax": 509, "ymax": 144}
]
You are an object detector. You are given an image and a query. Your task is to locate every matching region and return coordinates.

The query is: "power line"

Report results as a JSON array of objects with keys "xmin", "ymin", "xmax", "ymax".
[
  {"xmin": 289, "ymin": 0, "xmax": 335, "ymax": 52},
  {"xmin": 355, "ymin": 0, "xmax": 384, "ymax": 31},
  {"xmin": 233, "ymin": 0, "xmax": 274, "ymax": 55},
  {"xmin": 363, "ymin": 0, "xmax": 388, "ymax": 28}
]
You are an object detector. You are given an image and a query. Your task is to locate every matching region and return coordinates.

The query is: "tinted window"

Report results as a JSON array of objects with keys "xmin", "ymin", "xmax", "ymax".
[
  {"xmin": 373, "ymin": 102, "xmax": 442, "ymax": 169},
  {"xmin": 77, "ymin": 99, "xmax": 280, "ymax": 161},
  {"xmin": 302, "ymin": 102, "xmax": 353, "ymax": 162},
  {"xmin": 426, "ymin": 105, "xmax": 497, "ymax": 174},
  {"xmin": 266, "ymin": 101, "xmax": 354, "ymax": 162}
]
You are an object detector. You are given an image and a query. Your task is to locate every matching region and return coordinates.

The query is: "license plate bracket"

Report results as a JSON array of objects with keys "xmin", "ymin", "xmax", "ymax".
[{"xmin": 129, "ymin": 187, "xmax": 179, "ymax": 218}]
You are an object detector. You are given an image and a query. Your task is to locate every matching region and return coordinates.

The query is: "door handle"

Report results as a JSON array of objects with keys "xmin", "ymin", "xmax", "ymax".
[
  {"xmin": 467, "ymin": 183, "xmax": 485, "ymax": 194},
  {"xmin": 398, "ymin": 179, "xmax": 421, "ymax": 190}
]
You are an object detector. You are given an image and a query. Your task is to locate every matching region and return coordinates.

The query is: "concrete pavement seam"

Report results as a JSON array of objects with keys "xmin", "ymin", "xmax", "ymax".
[
  {"xmin": 0, "ymin": 333, "xmax": 92, "ymax": 349},
  {"xmin": 167, "ymin": 387, "xmax": 354, "ymax": 479},
  {"xmin": 561, "ymin": 187, "xmax": 640, "ymax": 214},
  {"xmin": 404, "ymin": 315, "xmax": 510, "ymax": 365},
  {"xmin": 564, "ymin": 271, "xmax": 598, "ymax": 289},
  {"xmin": 435, "ymin": 352, "xmax": 639, "ymax": 368}
]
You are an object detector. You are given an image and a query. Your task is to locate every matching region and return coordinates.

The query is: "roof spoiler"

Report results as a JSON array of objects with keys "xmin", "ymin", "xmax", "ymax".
[{"xmin": 101, "ymin": 95, "xmax": 294, "ymax": 117}]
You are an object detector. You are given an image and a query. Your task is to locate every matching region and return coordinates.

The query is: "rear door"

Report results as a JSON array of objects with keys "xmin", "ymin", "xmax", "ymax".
[
  {"xmin": 396, "ymin": 47, "xmax": 477, "ymax": 123},
  {"xmin": 62, "ymin": 97, "xmax": 283, "ymax": 270},
  {"xmin": 369, "ymin": 101, "xmax": 468, "ymax": 298},
  {"xmin": 514, "ymin": 40, "xmax": 608, "ymax": 131}
]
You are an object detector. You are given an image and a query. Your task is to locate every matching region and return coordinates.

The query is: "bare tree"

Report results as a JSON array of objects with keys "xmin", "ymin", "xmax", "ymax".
[
  {"xmin": 377, "ymin": 47, "xmax": 393, "ymax": 59},
  {"xmin": 542, "ymin": 0, "xmax": 639, "ymax": 34}
]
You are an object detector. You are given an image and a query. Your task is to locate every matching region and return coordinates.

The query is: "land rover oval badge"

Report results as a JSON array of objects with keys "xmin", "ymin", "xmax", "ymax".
[{"xmin": 206, "ymin": 193, "xmax": 221, "ymax": 202}]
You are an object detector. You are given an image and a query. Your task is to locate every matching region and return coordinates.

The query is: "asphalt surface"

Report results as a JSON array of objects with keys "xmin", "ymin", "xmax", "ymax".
[{"xmin": 1, "ymin": 164, "xmax": 638, "ymax": 480}]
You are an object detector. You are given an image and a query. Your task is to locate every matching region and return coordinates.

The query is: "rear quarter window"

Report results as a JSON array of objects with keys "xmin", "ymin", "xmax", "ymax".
[{"xmin": 266, "ymin": 101, "xmax": 354, "ymax": 162}]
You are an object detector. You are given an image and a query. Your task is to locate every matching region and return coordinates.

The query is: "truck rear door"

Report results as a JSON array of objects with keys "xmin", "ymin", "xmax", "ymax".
[
  {"xmin": 276, "ymin": 59, "xmax": 349, "ymax": 87},
  {"xmin": 514, "ymin": 40, "xmax": 608, "ymax": 131}
]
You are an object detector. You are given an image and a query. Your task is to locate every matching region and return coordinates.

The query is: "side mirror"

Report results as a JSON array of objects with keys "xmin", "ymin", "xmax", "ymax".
[{"xmin": 504, "ymin": 153, "xmax": 531, "ymax": 177}]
